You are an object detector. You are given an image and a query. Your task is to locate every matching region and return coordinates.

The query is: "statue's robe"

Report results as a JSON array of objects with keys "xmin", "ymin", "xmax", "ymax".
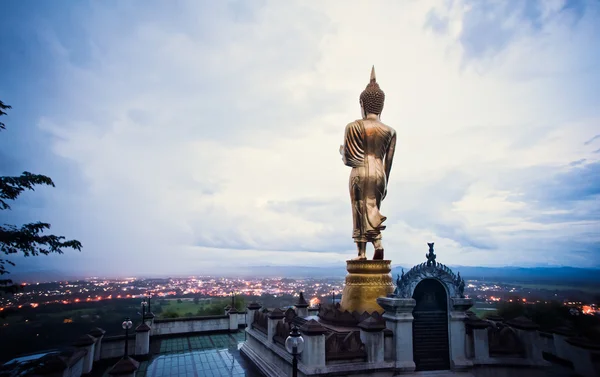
[{"xmin": 342, "ymin": 119, "xmax": 396, "ymax": 243}]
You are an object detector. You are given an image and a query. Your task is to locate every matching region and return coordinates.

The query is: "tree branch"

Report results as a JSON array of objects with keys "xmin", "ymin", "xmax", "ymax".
[{"xmin": 0, "ymin": 172, "xmax": 55, "ymax": 210}]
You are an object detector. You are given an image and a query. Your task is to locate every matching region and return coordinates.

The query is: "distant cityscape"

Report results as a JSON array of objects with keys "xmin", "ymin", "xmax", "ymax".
[{"xmin": 1, "ymin": 276, "xmax": 598, "ymax": 316}]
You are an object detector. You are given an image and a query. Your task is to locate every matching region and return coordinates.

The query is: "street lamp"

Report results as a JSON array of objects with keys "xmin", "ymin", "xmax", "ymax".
[
  {"xmin": 147, "ymin": 293, "xmax": 152, "ymax": 314},
  {"xmin": 231, "ymin": 290, "xmax": 235, "ymax": 310},
  {"xmin": 121, "ymin": 317, "xmax": 133, "ymax": 358},
  {"xmin": 285, "ymin": 325, "xmax": 304, "ymax": 377},
  {"xmin": 331, "ymin": 290, "xmax": 335, "ymax": 305},
  {"xmin": 141, "ymin": 299, "xmax": 147, "ymax": 322}
]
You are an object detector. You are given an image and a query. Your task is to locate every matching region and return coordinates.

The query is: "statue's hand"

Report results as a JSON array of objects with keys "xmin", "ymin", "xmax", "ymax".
[{"xmin": 339, "ymin": 145, "xmax": 344, "ymax": 155}]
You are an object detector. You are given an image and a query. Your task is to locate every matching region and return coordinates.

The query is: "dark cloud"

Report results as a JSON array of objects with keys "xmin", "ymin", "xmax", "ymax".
[
  {"xmin": 496, "ymin": 161, "xmax": 600, "ymax": 228},
  {"xmin": 584, "ymin": 134, "xmax": 600, "ymax": 145},
  {"xmin": 458, "ymin": 1, "xmax": 538, "ymax": 59},
  {"xmin": 569, "ymin": 159, "xmax": 587, "ymax": 166},
  {"xmin": 560, "ymin": 0, "xmax": 588, "ymax": 23},
  {"xmin": 424, "ymin": 0, "xmax": 591, "ymax": 61},
  {"xmin": 529, "ymin": 161, "xmax": 600, "ymax": 203}
]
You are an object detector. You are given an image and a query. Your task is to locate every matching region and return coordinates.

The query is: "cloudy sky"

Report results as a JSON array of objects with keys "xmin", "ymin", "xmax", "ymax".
[{"xmin": 1, "ymin": 0, "xmax": 599, "ymax": 278}]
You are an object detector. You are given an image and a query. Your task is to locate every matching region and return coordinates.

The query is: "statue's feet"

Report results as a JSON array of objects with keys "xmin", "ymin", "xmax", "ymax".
[
  {"xmin": 352, "ymin": 255, "xmax": 367, "ymax": 261},
  {"xmin": 373, "ymin": 248, "xmax": 384, "ymax": 260}
]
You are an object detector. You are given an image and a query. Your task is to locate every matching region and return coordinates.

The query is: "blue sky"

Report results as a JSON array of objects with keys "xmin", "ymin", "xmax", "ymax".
[{"xmin": 1, "ymin": 0, "xmax": 599, "ymax": 278}]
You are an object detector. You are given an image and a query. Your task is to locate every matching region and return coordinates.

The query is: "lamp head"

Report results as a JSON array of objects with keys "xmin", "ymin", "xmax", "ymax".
[
  {"xmin": 122, "ymin": 317, "xmax": 133, "ymax": 330},
  {"xmin": 285, "ymin": 325, "xmax": 305, "ymax": 355}
]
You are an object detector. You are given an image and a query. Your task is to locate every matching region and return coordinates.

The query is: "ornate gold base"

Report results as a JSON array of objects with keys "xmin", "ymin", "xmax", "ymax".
[{"xmin": 339, "ymin": 259, "xmax": 394, "ymax": 314}]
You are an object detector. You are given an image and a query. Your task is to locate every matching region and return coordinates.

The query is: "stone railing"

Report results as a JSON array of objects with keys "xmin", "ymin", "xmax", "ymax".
[
  {"xmin": 466, "ymin": 314, "xmax": 600, "ymax": 377},
  {"xmin": 318, "ymin": 303, "xmax": 384, "ymax": 327},
  {"xmin": 325, "ymin": 330, "xmax": 367, "ymax": 362},
  {"xmin": 488, "ymin": 322, "xmax": 525, "ymax": 357},
  {"xmin": 100, "ymin": 334, "xmax": 136, "ymax": 359},
  {"xmin": 273, "ymin": 320, "xmax": 292, "ymax": 346},
  {"xmin": 253, "ymin": 310, "xmax": 268, "ymax": 335},
  {"xmin": 152, "ymin": 314, "xmax": 230, "ymax": 336}
]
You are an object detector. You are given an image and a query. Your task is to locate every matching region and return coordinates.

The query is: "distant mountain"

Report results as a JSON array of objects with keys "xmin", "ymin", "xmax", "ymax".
[
  {"xmin": 9, "ymin": 269, "xmax": 84, "ymax": 283},
  {"xmin": 230, "ymin": 265, "xmax": 349, "ymax": 279},
  {"xmin": 231, "ymin": 264, "xmax": 600, "ymax": 285},
  {"xmin": 10, "ymin": 264, "xmax": 600, "ymax": 286},
  {"xmin": 437, "ymin": 265, "xmax": 600, "ymax": 285}
]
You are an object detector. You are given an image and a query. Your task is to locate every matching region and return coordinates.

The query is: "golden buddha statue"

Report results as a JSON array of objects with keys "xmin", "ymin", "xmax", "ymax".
[{"xmin": 340, "ymin": 66, "xmax": 397, "ymax": 261}]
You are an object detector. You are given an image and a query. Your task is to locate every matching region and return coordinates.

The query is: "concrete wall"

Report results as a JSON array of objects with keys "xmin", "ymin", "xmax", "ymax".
[
  {"xmin": 100, "ymin": 336, "xmax": 136, "ymax": 360},
  {"xmin": 237, "ymin": 311, "xmax": 249, "ymax": 327},
  {"xmin": 153, "ymin": 315, "xmax": 230, "ymax": 336}
]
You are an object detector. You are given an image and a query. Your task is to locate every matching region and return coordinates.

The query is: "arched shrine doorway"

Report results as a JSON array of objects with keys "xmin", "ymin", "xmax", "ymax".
[{"xmin": 412, "ymin": 278, "xmax": 450, "ymax": 371}]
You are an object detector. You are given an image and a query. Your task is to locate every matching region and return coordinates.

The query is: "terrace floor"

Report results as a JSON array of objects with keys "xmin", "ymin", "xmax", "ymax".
[{"xmin": 101, "ymin": 332, "xmax": 262, "ymax": 377}]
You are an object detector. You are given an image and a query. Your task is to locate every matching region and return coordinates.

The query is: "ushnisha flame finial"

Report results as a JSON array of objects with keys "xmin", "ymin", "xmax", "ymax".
[{"xmin": 360, "ymin": 66, "xmax": 385, "ymax": 116}]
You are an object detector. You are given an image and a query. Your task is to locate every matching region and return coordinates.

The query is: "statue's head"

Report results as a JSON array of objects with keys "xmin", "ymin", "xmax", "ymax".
[{"xmin": 360, "ymin": 66, "xmax": 385, "ymax": 118}]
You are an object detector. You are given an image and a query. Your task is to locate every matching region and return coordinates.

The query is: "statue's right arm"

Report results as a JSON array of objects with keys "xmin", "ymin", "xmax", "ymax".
[{"xmin": 384, "ymin": 130, "xmax": 397, "ymax": 182}]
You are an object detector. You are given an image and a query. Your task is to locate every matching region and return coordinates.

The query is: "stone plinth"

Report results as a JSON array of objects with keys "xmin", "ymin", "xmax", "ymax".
[
  {"xmin": 135, "ymin": 323, "xmax": 151, "ymax": 356},
  {"xmin": 466, "ymin": 317, "xmax": 491, "ymax": 362},
  {"xmin": 247, "ymin": 302, "xmax": 261, "ymax": 326},
  {"xmin": 377, "ymin": 296, "xmax": 416, "ymax": 372},
  {"xmin": 340, "ymin": 260, "xmax": 394, "ymax": 314},
  {"xmin": 506, "ymin": 316, "xmax": 544, "ymax": 363},
  {"xmin": 295, "ymin": 292, "xmax": 309, "ymax": 318},
  {"xmin": 299, "ymin": 319, "xmax": 327, "ymax": 367},
  {"xmin": 228, "ymin": 308, "xmax": 239, "ymax": 331},
  {"xmin": 267, "ymin": 308, "xmax": 285, "ymax": 344},
  {"xmin": 108, "ymin": 356, "xmax": 140, "ymax": 377},
  {"xmin": 358, "ymin": 317, "xmax": 386, "ymax": 363},
  {"xmin": 73, "ymin": 334, "xmax": 97, "ymax": 374},
  {"xmin": 144, "ymin": 312, "xmax": 155, "ymax": 328},
  {"xmin": 89, "ymin": 327, "xmax": 106, "ymax": 362},
  {"xmin": 449, "ymin": 297, "xmax": 474, "ymax": 370}
]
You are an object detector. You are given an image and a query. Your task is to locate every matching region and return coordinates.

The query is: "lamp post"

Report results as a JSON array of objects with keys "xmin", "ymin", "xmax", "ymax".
[
  {"xmin": 331, "ymin": 290, "xmax": 335, "ymax": 305},
  {"xmin": 141, "ymin": 299, "xmax": 147, "ymax": 322},
  {"xmin": 121, "ymin": 317, "xmax": 133, "ymax": 358},
  {"xmin": 231, "ymin": 290, "xmax": 235, "ymax": 310},
  {"xmin": 147, "ymin": 293, "xmax": 152, "ymax": 314},
  {"xmin": 285, "ymin": 325, "xmax": 304, "ymax": 377}
]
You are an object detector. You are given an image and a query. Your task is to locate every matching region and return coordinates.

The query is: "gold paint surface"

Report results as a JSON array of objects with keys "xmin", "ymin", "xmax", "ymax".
[
  {"xmin": 340, "ymin": 259, "xmax": 394, "ymax": 314},
  {"xmin": 340, "ymin": 67, "xmax": 397, "ymax": 260}
]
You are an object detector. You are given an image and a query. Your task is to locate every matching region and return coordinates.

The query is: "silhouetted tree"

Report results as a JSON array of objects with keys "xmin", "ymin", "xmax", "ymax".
[
  {"xmin": 0, "ymin": 100, "xmax": 82, "ymax": 292},
  {"xmin": 162, "ymin": 310, "xmax": 180, "ymax": 319}
]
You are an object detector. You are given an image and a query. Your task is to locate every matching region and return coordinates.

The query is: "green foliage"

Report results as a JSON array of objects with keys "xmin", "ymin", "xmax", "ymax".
[
  {"xmin": 193, "ymin": 297, "xmax": 199, "ymax": 304},
  {"xmin": 495, "ymin": 300, "xmax": 600, "ymax": 339},
  {"xmin": 155, "ymin": 297, "xmax": 249, "ymax": 318},
  {"xmin": 496, "ymin": 300, "xmax": 571, "ymax": 329},
  {"xmin": 234, "ymin": 296, "xmax": 246, "ymax": 312},
  {"xmin": 0, "ymin": 100, "xmax": 10, "ymax": 130},
  {"xmin": 162, "ymin": 310, "xmax": 180, "ymax": 319},
  {"xmin": 0, "ymin": 101, "xmax": 81, "ymax": 288}
]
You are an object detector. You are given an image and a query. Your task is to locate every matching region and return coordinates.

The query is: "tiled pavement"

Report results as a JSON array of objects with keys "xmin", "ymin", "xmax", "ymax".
[{"xmin": 103, "ymin": 332, "xmax": 261, "ymax": 377}]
